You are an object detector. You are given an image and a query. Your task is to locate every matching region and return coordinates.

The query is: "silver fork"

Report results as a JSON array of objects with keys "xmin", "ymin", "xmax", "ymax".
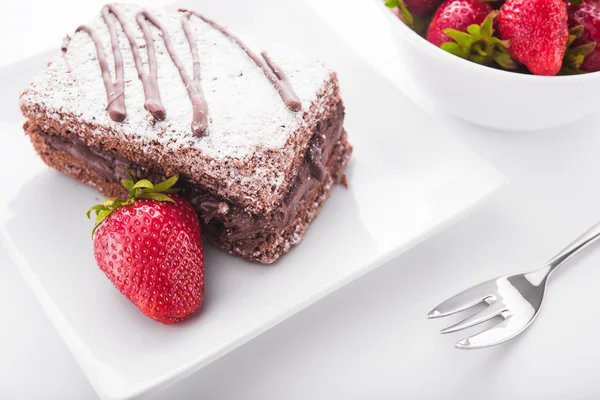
[{"xmin": 428, "ymin": 221, "xmax": 600, "ymax": 349}]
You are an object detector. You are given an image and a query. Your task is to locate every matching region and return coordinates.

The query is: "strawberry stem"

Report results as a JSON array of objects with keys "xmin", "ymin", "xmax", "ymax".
[
  {"xmin": 560, "ymin": 25, "xmax": 597, "ymax": 74},
  {"xmin": 87, "ymin": 170, "xmax": 181, "ymax": 238},
  {"xmin": 440, "ymin": 12, "xmax": 518, "ymax": 70}
]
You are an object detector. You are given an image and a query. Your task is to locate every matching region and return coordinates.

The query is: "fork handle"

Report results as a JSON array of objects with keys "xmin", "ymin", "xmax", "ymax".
[{"xmin": 546, "ymin": 221, "xmax": 600, "ymax": 274}]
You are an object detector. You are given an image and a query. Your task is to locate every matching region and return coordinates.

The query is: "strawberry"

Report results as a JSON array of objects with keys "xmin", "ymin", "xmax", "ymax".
[
  {"xmin": 568, "ymin": 0, "xmax": 600, "ymax": 72},
  {"xmin": 561, "ymin": 24, "xmax": 598, "ymax": 74},
  {"xmin": 405, "ymin": 0, "xmax": 443, "ymax": 15},
  {"xmin": 426, "ymin": 0, "xmax": 492, "ymax": 47},
  {"xmin": 497, "ymin": 0, "xmax": 569, "ymax": 76},
  {"xmin": 88, "ymin": 172, "xmax": 204, "ymax": 325},
  {"xmin": 426, "ymin": 2, "xmax": 515, "ymax": 69}
]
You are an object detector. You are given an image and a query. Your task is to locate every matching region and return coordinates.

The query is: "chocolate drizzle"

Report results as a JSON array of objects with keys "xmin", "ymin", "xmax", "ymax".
[
  {"xmin": 104, "ymin": 5, "xmax": 166, "ymax": 122},
  {"xmin": 182, "ymin": 10, "xmax": 302, "ymax": 112},
  {"xmin": 137, "ymin": 10, "xmax": 208, "ymax": 136},
  {"xmin": 76, "ymin": 5, "xmax": 166, "ymax": 123},
  {"xmin": 261, "ymin": 51, "xmax": 302, "ymax": 112},
  {"xmin": 66, "ymin": 4, "xmax": 302, "ymax": 136},
  {"xmin": 181, "ymin": 15, "xmax": 209, "ymax": 135},
  {"xmin": 75, "ymin": 24, "xmax": 126, "ymax": 122}
]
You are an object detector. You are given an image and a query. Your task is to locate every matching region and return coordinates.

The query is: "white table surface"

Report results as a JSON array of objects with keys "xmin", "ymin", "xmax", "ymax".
[{"xmin": 3, "ymin": 1, "xmax": 600, "ymax": 399}]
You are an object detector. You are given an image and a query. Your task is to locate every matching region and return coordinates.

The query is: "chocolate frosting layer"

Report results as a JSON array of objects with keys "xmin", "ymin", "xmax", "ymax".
[{"xmin": 40, "ymin": 102, "xmax": 345, "ymax": 246}]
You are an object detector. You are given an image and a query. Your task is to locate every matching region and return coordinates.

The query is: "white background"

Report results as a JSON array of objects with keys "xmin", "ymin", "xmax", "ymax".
[{"xmin": 3, "ymin": 0, "xmax": 600, "ymax": 399}]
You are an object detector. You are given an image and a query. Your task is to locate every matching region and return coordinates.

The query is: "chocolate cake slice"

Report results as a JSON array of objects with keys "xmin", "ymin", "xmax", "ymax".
[{"xmin": 20, "ymin": 3, "xmax": 352, "ymax": 264}]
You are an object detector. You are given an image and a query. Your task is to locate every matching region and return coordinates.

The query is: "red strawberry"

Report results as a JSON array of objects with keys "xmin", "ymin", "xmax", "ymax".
[
  {"xmin": 405, "ymin": 0, "xmax": 443, "ymax": 16},
  {"xmin": 568, "ymin": 0, "xmax": 600, "ymax": 72},
  {"xmin": 426, "ymin": 0, "xmax": 492, "ymax": 47},
  {"xmin": 88, "ymin": 173, "xmax": 204, "ymax": 325},
  {"xmin": 497, "ymin": 0, "xmax": 568, "ymax": 76}
]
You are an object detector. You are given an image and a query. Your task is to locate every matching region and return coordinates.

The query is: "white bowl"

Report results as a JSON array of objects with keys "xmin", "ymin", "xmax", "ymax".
[{"xmin": 374, "ymin": 0, "xmax": 600, "ymax": 131}]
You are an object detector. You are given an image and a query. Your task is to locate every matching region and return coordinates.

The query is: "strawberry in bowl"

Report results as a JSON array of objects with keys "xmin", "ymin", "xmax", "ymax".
[
  {"xmin": 375, "ymin": 0, "xmax": 600, "ymax": 130},
  {"xmin": 386, "ymin": 0, "xmax": 596, "ymax": 76},
  {"xmin": 568, "ymin": 0, "xmax": 600, "ymax": 73},
  {"xmin": 426, "ymin": 0, "xmax": 492, "ymax": 47},
  {"xmin": 88, "ymin": 172, "xmax": 205, "ymax": 325}
]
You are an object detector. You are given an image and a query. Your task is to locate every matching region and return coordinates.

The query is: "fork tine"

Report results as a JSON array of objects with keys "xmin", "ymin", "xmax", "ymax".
[
  {"xmin": 427, "ymin": 285, "xmax": 493, "ymax": 319},
  {"xmin": 440, "ymin": 302, "xmax": 506, "ymax": 334},
  {"xmin": 455, "ymin": 315, "xmax": 523, "ymax": 349}
]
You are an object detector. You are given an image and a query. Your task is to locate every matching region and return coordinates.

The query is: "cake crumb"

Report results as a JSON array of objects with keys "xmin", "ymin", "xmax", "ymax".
[
  {"xmin": 146, "ymin": 113, "xmax": 157, "ymax": 126},
  {"xmin": 217, "ymin": 202, "xmax": 230, "ymax": 215},
  {"xmin": 340, "ymin": 174, "xmax": 349, "ymax": 188}
]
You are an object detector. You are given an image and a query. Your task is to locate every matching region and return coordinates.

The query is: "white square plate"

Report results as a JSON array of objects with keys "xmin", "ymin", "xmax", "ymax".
[{"xmin": 0, "ymin": 0, "xmax": 504, "ymax": 398}]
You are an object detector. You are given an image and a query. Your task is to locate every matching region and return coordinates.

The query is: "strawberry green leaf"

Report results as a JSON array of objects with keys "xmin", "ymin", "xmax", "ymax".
[
  {"xmin": 396, "ymin": 0, "xmax": 414, "ymax": 28},
  {"xmin": 567, "ymin": 35, "xmax": 577, "ymax": 48},
  {"xmin": 121, "ymin": 168, "xmax": 137, "ymax": 191},
  {"xmin": 467, "ymin": 25, "xmax": 480, "ymax": 37},
  {"xmin": 440, "ymin": 13, "xmax": 518, "ymax": 71},
  {"xmin": 570, "ymin": 26, "xmax": 584, "ymax": 37},
  {"xmin": 571, "ymin": 42, "xmax": 597, "ymax": 58},
  {"xmin": 412, "ymin": 17, "xmax": 429, "ymax": 36},
  {"xmin": 470, "ymin": 54, "xmax": 488, "ymax": 64},
  {"xmin": 493, "ymin": 50, "xmax": 518, "ymax": 70},
  {"xmin": 441, "ymin": 42, "xmax": 467, "ymax": 57},
  {"xmin": 103, "ymin": 198, "xmax": 117, "ymax": 207},
  {"xmin": 121, "ymin": 178, "xmax": 134, "ymax": 191},
  {"xmin": 111, "ymin": 199, "xmax": 126, "ymax": 209},
  {"xmin": 153, "ymin": 174, "xmax": 179, "ymax": 192},
  {"xmin": 561, "ymin": 67, "xmax": 588, "ymax": 75},
  {"xmin": 91, "ymin": 223, "xmax": 103, "ymax": 238},
  {"xmin": 569, "ymin": 26, "xmax": 584, "ymax": 44},
  {"xmin": 385, "ymin": 0, "xmax": 399, "ymax": 7},
  {"xmin": 86, "ymin": 205, "xmax": 105, "ymax": 219},
  {"xmin": 131, "ymin": 179, "xmax": 155, "ymax": 191},
  {"xmin": 95, "ymin": 209, "xmax": 113, "ymax": 225},
  {"xmin": 444, "ymin": 29, "xmax": 473, "ymax": 48},
  {"xmin": 568, "ymin": 0, "xmax": 582, "ymax": 5},
  {"xmin": 561, "ymin": 29, "xmax": 597, "ymax": 74},
  {"xmin": 473, "ymin": 43, "xmax": 487, "ymax": 56},
  {"xmin": 562, "ymin": 44, "xmax": 597, "ymax": 70},
  {"xmin": 491, "ymin": 37, "xmax": 511, "ymax": 48},
  {"xmin": 139, "ymin": 192, "xmax": 175, "ymax": 202},
  {"xmin": 480, "ymin": 13, "xmax": 495, "ymax": 37}
]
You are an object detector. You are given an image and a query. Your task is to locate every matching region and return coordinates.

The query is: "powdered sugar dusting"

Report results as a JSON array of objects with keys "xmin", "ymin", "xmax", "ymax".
[{"xmin": 20, "ymin": 4, "xmax": 330, "ymax": 160}]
